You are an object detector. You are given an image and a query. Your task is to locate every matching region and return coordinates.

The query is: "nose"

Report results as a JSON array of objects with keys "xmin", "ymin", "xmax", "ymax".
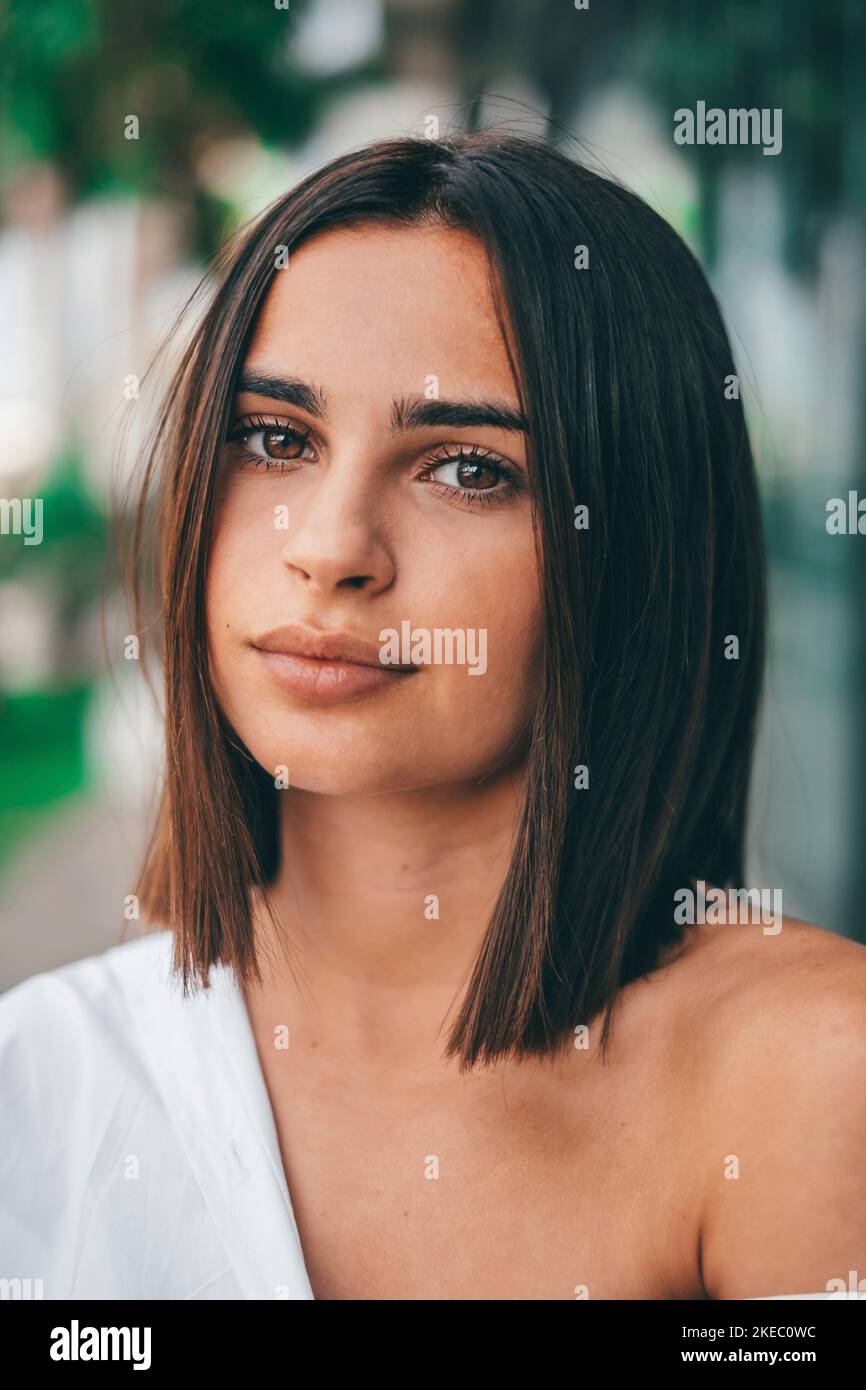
[{"xmin": 278, "ymin": 459, "xmax": 396, "ymax": 597}]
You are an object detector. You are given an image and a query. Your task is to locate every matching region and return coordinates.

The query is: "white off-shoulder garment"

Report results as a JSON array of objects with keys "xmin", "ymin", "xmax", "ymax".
[{"xmin": 0, "ymin": 931, "xmax": 863, "ymax": 1302}]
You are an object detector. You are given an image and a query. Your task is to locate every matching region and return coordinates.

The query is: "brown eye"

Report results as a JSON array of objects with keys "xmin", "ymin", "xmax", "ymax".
[
  {"xmin": 417, "ymin": 448, "xmax": 522, "ymax": 509},
  {"xmin": 425, "ymin": 453, "xmax": 511, "ymax": 492},
  {"xmin": 261, "ymin": 427, "xmax": 308, "ymax": 460},
  {"xmin": 454, "ymin": 459, "xmax": 500, "ymax": 490},
  {"xmin": 227, "ymin": 418, "xmax": 316, "ymax": 470}
]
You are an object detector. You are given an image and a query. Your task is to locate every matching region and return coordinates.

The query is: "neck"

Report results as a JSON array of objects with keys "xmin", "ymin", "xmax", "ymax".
[{"xmin": 246, "ymin": 766, "xmax": 526, "ymax": 1071}]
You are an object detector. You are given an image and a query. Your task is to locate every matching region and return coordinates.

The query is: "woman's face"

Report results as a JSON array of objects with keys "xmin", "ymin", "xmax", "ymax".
[{"xmin": 206, "ymin": 222, "xmax": 544, "ymax": 794}]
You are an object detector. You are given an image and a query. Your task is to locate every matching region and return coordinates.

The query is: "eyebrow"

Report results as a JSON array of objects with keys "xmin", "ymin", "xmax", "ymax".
[{"xmin": 235, "ymin": 370, "xmax": 527, "ymax": 434}]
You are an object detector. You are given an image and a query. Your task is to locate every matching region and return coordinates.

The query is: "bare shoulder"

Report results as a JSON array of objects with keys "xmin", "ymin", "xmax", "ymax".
[
  {"xmin": 675, "ymin": 911, "xmax": 866, "ymax": 1035},
  {"xmin": 671, "ymin": 914, "xmax": 866, "ymax": 1299}
]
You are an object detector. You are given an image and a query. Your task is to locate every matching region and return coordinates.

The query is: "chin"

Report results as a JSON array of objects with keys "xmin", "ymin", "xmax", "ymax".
[
  {"xmin": 246, "ymin": 739, "xmax": 509, "ymax": 798},
  {"xmin": 276, "ymin": 763, "xmax": 420, "ymax": 797}
]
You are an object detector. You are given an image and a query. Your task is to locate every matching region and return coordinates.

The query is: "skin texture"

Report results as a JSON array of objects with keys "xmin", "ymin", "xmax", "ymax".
[{"xmin": 205, "ymin": 223, "xmax": 866, "ymax": 1300}]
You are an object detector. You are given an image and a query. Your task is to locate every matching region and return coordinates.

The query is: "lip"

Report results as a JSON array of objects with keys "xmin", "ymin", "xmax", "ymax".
[{"xmin": 251, "ymin": 623, "xmax": 418, "ymax": 705}]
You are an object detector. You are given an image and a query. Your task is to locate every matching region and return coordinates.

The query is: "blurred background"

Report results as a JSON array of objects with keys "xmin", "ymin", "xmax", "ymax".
[{"xmin": 1, "ymin": 0, "xmax": 864, "ymax": 989}]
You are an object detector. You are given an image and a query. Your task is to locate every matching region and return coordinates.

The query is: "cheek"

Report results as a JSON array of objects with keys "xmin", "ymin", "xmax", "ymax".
[
  {"xmin": 203, "ymin": 498, "xmax": 266, "ymax": 691},
  {"xmin": 422, "ymin": 528, "xmax": 544, "ymax": 721},
  {"xmin": 207, "ymin": 469, "xmax": 289, "ymax": 603},
  {"xmin": 205, "ymin": 534, "xmax": 237, "ymax": 656},
  {"xmin": 461, "ymin": 526, "xmax": 542, "ymax": 656}
]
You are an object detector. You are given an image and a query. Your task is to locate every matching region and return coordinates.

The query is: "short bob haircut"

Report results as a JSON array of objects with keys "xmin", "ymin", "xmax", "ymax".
[{"xmin": 129, "ymin": 130, "xmax": 766, "ymax": 1072}]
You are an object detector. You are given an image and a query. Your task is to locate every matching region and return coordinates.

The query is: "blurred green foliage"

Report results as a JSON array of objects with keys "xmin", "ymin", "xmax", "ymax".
[
  {"xmin": 1, "ymin": 0, "xmax": 316, "ymax": 186},
  {"xmin": 0, "ymin": 448, "xmax": 107, "ymax": 621},
  {"xmin": 0, "ymin": 684, "xmax": 93, "ymax": 867},
  {"xmin": 0, "ymin": 0, "xmax": 353, "ymax": 252},
  {"xmin": 0, "ymin": 451, "xmax": 106, "ymax": 862}
]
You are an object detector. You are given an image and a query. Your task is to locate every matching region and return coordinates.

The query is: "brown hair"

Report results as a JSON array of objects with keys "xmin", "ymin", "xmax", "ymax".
[{"xmin": 126, "ymin": 131, "xmax": 766, "ymax": 1071}]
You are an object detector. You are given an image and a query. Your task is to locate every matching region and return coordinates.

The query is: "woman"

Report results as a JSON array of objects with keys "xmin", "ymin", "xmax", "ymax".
[{"xmin": 1, "ymin": 131, "xmax": 865, "ymax": 1302}]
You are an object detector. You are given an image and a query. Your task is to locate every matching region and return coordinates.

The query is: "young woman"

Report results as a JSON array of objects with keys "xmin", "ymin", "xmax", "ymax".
[{"xmin": 2, "ymin": 131, "xmax": 865, "ymax": 1302}]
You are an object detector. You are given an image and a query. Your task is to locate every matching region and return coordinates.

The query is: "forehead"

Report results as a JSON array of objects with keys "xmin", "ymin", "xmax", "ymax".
[{"xmin": 245, "ymin": 222, "xmax": 517, "ymax": 397}]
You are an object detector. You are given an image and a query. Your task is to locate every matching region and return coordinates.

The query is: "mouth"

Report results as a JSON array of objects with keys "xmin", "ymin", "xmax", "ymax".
[{"xmin": 250, "ymin": 623, "xmax": 418, "ymax": 704}]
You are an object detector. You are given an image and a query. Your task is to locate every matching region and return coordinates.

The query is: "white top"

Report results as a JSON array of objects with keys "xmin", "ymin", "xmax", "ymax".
[
  {"xmin": 0, "ymin": 931, "xmax": 863, "ymax": 1302},
  {"xmin": 0, "ymin": 930, "xmax": 313, "ymax": 1299}
]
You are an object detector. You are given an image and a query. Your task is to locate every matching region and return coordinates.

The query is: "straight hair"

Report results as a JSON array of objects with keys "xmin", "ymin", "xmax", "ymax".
[{"xmin": 127, "ymin": 130, "xmax": 767, "ymax": 1072}]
